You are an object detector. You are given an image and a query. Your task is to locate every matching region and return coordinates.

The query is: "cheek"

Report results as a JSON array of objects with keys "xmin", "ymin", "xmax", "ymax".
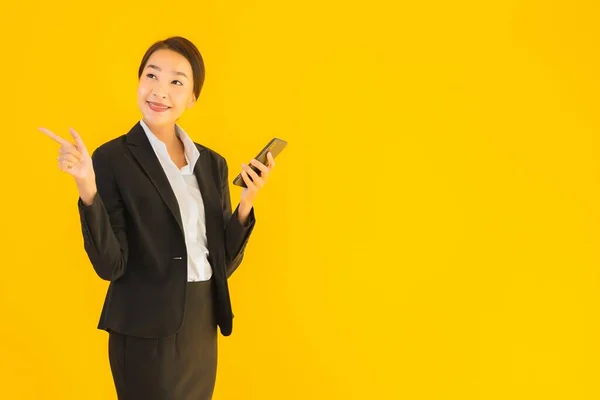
[
  {"xmin": 171, "ymin": 92, "xmax": 188, "ymax": 108},
  {"xmin": 137, "ymin": 82, "xmax": 151, "ymax": 99}
]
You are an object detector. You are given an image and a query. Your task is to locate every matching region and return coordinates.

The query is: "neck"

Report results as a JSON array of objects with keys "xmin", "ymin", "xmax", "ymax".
[{"xmin": 143, "ymin": 119, "xmax": 179, "ymax": 147}]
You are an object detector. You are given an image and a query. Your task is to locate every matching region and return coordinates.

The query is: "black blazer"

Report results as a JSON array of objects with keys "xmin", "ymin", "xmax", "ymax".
[{"xmin": 77, "ymin": 121, "xmax": 255, "ymax": 338}]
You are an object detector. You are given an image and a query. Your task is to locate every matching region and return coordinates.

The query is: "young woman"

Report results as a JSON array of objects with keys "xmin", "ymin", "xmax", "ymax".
[{"xmin": 40, "ymin": 36, "xmax": 274, "ymax": 399}]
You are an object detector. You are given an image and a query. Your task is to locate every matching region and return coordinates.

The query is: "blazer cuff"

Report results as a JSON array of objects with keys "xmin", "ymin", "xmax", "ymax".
[
  {"xmin": 231, "ymin": 204, "xmax": 256, "ymax": 233},
  {"xmin": 227, "ymin": 205, "xmax": 256, "ymax": 253},
  {"xmin": 77, "ymin": 194, "xmax": 103, "ymax": 239}
]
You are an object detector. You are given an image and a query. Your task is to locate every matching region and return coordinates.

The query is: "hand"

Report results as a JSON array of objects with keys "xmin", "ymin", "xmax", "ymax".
[
  {"xmin": 239, "ymin": 151, "xmax": 276, "ymax": 208},
  {"xmin": 39, "ymin": 127, "xmax": 94, "ymax": 182}
]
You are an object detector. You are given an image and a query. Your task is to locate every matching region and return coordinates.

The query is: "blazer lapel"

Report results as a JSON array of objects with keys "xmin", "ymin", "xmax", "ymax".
[
  {"xmin": 125, "ymin": 122, "xmax": 184, "ymax": 235},
  {"xmin": 193, "ymin": 149, "xmax": 226, "ymax": 265}
]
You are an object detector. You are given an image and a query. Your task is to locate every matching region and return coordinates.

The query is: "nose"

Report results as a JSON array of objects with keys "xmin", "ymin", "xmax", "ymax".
[
  {"xmin": 152, "ymin": 90, "xmax": 167, "ymax": 99},
  {"xmin": 151, "ymin": 81, "xmax": 168, "ymax": 99}
]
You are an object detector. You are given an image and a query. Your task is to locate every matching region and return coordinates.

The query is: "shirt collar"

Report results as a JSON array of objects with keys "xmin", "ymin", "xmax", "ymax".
[{"xmin": 139, "ymin": 119, "xmax": 200, "ymax": 172}]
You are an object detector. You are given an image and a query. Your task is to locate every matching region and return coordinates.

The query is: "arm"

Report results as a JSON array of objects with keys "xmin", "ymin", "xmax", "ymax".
[
  {"xmin": 221, "ymin": 159, "xmax": 256, "ymax": 278},
  {"xmin": 78, "ymin": 148, "xmax": 128, "ymax": 281}
]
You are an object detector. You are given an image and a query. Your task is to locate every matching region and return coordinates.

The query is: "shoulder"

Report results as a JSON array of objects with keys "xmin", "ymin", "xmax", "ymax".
[
  {"xmin": 92, "ymin": 135, "xmax": 127, "ymax": 158},
  {"xmin": 195, "ymin": 142, "xmax": 228, "ymax": 168},
  {"xmin": 87, "ymin": 135, "xmax": 129, "ymax": 171}
]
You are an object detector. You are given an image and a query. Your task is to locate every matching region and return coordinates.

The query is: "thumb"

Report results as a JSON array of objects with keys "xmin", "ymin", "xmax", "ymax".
[{"xmin": 69, "ymin": 127, "xmax": 89, "ymax": 157}]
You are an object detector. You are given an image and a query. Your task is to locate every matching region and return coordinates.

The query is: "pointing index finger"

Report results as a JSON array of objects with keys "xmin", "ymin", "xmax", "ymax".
[{"xmin": 38, "ymin": 127, "xmax": 71, "ymax": 146}]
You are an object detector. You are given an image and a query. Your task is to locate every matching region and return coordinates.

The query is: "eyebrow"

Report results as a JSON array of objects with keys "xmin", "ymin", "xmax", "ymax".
[{"xmin": 146, "ymin": 64, "xmax": 188, "ymax": 79}]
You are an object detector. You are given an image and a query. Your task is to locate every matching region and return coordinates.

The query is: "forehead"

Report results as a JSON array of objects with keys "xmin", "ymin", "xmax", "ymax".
[{"xmin": 145, "ymin": 49, "xmax": 193, "ymax": 75}]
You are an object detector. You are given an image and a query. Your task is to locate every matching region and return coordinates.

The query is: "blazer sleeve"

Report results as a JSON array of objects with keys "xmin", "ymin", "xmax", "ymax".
[
  {"xmin": 221, "ymin": 158, "xmax": 256, "ymax": 278},
  {"xmin": 78, "ymin": 147, "xmax": 128, "ymax": 282}
]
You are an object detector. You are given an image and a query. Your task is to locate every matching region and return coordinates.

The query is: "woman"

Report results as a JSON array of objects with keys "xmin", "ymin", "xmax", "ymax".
[{"xmin": 39, "ymin": 36, "xmax": 275, "ymax": 399}]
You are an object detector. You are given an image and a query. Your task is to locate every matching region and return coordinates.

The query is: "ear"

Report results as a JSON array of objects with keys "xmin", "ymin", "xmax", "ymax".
[{"xmin": 187, "ymin": 94, "xmax": 196, "ymax": 109}]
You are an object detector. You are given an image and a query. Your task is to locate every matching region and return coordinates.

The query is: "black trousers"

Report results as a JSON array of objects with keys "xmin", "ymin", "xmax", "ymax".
[{"xmin": 108, "ymin": 280, "xmax": 218, "ymax": 400}]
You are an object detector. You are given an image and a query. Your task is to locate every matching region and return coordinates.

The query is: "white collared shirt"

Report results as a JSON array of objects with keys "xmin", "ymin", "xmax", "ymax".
[{"xmin": 139, "ymin": 119, "xmax": 212, "ymax": 281}]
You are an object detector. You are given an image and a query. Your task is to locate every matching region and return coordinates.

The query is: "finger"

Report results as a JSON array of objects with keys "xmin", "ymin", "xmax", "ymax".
[
  {"xmin": 266, "ymin": 152, "xmax": 276, "ymax": 168},
  {"xmin": 59, "ymin": 146, "xmax": 83, "ymax": 160},
  {"xmin": 240, "ymin": 169, "xmax": 256, "ymax": 190},
  {"xmin": 58, "ymin": 159, "xmax": 75, "ymax": 172},
  {"xmin": 69, "ymin": 127, "xmax": 89, "ymax": 157},
  {"xmin": 249, "ymin": 160, "xmax": 269, "ymax": 184},
  {"xmin": 58, "ymin": 153, "xmax": 80, "ymax": 165},
  {"xmin": 38, "ymin": 127, "xmax": 71, "ymax": 146},
  {"xmin": 249, "ymin": 158, "xmax": 270, "ymax": 176},
  {"xmin": 242, "ymin": 163, "xmax": 263, "ymax": 188}
]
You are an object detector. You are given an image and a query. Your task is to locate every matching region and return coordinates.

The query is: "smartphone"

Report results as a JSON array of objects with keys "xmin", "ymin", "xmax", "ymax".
[{"xmin": 233, "ymin": 138, "xmax": 287, "ymax": 187}]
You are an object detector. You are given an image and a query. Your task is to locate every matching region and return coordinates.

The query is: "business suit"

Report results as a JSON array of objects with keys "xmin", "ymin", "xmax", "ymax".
[{"xmin": 78, "ymin": 121, "xmax": 255, "ymax": 398}]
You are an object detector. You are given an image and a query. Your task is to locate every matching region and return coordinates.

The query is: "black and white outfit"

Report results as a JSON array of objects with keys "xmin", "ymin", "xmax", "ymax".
[{"xmin": 78, "ymin": 119, "xmax": 255, "ymax": 399}]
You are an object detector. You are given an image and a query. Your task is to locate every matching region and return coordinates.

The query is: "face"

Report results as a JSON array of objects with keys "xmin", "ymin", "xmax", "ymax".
[{"xmin": 137, "ymin": 49, "xmax": 196, "ymax": 128}]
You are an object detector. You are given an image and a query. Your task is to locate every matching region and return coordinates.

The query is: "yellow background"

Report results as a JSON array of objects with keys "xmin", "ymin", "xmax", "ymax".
[{"xmin": 1, "ymin": 0, "xmax": 600, "ymax": 398}]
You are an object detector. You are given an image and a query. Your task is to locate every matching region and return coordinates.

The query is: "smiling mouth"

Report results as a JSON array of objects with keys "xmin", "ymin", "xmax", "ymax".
[{"xmin": 147, "ymin": 101, "xmax": 171, "ymax": 112}]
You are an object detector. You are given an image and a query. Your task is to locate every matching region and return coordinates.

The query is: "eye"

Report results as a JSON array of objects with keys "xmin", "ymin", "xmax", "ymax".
[
  {"xmin": 172, "ymin": 80, "xmax": 183, "ymax": 86},
  {"xmin": 146, "ymin": 73, "xmax": 156, "ymax": 79}
]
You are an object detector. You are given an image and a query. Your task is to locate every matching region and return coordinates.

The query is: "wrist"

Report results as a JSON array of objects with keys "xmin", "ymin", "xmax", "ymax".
[
  {"xmin": 76, "ymin": 175, "xmax": 97, "ymax": 206},
  {"xmin": 74, "ymin": 172, "xmax": 95, "ymax": 186},
  {"xmin": 239, "ymin": 200, "xmax": 253, "ymax": 213},
  {"xmin": 237, "ymin": 201, "xmax": 253, "ymax": 226}
]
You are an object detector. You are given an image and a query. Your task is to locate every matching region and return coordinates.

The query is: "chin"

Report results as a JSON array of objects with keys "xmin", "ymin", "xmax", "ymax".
[{"xmin": 142, "ymin": 111, "xmax": 174, "ymax": 124}]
